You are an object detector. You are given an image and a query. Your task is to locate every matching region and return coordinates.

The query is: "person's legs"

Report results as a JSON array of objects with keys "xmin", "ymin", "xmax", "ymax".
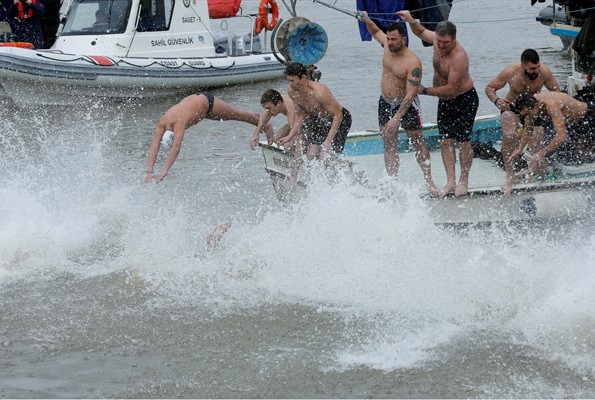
[
  {"xmin": 208, "ymin": 97, "xmax": 260, "ymax": 125},
  {"xmin": 407, "ymin": 129, "xmax": 437, "ymax": 193},
  {"xmin": 456, "ymin": 141, "xmax": 473, "ymax": 196},
  {"xmin": 440, "ymin": 138, "xmax": 457, "ymax": 197},
  {"xmin": 383, "ymin": 129, "xmax": 400, "ymax": 177},
  {"xmin": 500, "ymin": 111, "xmax": 521, "ymax": 194}
]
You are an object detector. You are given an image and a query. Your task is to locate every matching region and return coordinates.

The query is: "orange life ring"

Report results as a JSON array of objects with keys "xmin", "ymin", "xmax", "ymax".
[
  {"xmin": 256, "ymin": 0, "xmax": 279, "ymax": 34},
  {"xmin": 0, "ymin": 42, "xmax": 34, "ymax": 49}
]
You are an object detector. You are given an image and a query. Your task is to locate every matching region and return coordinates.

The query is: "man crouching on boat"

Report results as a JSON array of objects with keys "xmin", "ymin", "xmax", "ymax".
[
  {"xmin": 145, "ymin": 93, "xmax": 274, "ymax": 183},
  {"xmin": 277, "ymin": 62, "xmax": 352, "ymax": 189},
  {"xmin": 511, "ymin": 92, "xmax": 595, "ymax": 177},
  {"xmin": 485, "ymin": 49, "xmax": 559, "ymax": 195},
  {"xmin": 250, "ymin": 89, "xmax": 298, "ymax": 153}
]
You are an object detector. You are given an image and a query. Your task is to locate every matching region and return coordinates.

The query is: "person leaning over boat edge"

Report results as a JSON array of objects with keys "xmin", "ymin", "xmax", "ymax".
[
  {"xmin": 359, "ymin": 10, "xmax": 437, "ymax": 195},
  {"xmin": 250, "ymin": 89, "xmax": 298, "ymax": 153},
  {"xmin": 145, "ymin": 93, "xmax": 274, "ymax": 183},
  {"xmin": 511, "ymin": 92, "xmax": 595, "ymax": 175},
  {"xmin": 485, "ymin": 49, "xmax": 559, "ymax": 195},
  {"xmin": 397, "ymin": 10, "xmax": 479, "ymax": 198},
  {"xmin": 277, "ymin": 62, "xmax": 352, "ymax": 189}
]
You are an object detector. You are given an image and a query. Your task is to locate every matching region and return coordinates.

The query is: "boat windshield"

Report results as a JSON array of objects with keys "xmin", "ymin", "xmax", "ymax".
[{"xmin": 61, "ymin": 0, "xmax": 132, "ymax": 35}]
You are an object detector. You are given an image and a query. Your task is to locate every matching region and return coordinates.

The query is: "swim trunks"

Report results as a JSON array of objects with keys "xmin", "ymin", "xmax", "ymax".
[
  {"xmin": 568, "ymin": 102, "xmax": 595, "ymax": 142},
  {"xmin": 378, "ymin": 95, "xmax": 422, "ymax": 131},
  {"xmin": 197, "ymin": 92, "xmax": 215, "ymax": 116},
  {"xmin": 302, "ymin": 108, "xmax": 352, "ymax": 153},
  {"xmin": 437, "ymin": 87, "xmax": 479, "ymax": 142}
]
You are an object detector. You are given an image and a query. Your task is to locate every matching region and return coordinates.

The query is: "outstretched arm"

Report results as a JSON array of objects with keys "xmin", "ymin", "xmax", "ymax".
[
  {"xmin": 396, "ymin": 10, "xmax": 435, "ymax": 44},
  {"xmin": 485, "ymin": 67, "xmax": 513, "ymax": 111},
  {"xmin": 250, "ymin": 110, "xmax": 273, "ymax": 150},
  {"xmin": 359, "ymin": 11, "xmax": 386, "ymax": 44}
]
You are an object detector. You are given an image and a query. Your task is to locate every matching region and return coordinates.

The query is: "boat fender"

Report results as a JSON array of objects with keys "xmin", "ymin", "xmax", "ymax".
[
  {"xmin": 161, "ymin": 130, "xmax": 174, "ymax": 150},
  {"xmin": 0, "ymin": 42, "xmax": 34, "ymax": 49},
  {"xmin": 255, "ymin": 0, "xmax": 278, "ymax": 34},
  {"xmin": 520, "ymin": 190, "xmax": 591, "ymax": 219}
]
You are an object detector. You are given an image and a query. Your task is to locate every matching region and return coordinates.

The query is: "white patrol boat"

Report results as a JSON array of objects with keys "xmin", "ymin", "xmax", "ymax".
[{"xmin": 0, "ymin": 0, "xmax": 324, "ymax": 106}]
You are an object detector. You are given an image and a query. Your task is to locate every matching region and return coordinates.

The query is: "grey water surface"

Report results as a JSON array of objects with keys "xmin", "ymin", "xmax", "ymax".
[{"xmin": 1, "ymin": 0, "xmax": 594, "ymax": 397}]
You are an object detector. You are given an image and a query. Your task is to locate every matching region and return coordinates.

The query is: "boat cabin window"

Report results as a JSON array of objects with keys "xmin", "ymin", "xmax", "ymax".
[
  {"xmin": 136, "ymin": 0, "xmax": 173, "ymax": 32},
  {"xmin": 61, "ymin": 0, "xmax": 132, "ymax": 35}
]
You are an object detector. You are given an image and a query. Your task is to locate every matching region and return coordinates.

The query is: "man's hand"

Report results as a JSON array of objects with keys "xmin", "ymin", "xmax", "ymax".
[
  {"xmin": 382, "ymin": 117, "xmax": 401, "ymax": 136},
  {"xmin": 249, "ymin": 133, "xmax": 259, "ymax": 150},
  {"xmin": 396, "ymin": 10, "xmax": 415, "ymax": 23},
  {"xmin": 495, "ymin": 97, "xmax": 512, "ymax": 111}
]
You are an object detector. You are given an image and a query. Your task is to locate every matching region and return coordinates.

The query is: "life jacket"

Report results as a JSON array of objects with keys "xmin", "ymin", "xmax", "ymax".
[{"xmin": 17, "ymin": 0, "xmax": 40, "ymax": 20}]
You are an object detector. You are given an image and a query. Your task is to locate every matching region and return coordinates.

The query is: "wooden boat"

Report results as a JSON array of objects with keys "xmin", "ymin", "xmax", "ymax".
[{"xmin": 259, "ymin": 114, "xmax": 595, "ymax": 225}]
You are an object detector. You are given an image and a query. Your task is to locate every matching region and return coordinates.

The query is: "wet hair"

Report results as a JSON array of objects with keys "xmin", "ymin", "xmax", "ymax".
[
  {"xmin": 434, "ymin": 21, "xmax": 456, "ymax": 38},
  {"xmin": 386, "ymin": 21, "xmax": 407, "ymax": 37},
  {"xmin": 514, "ymin": 94, "xmax": 538, "ymax": 111},
  {"xmin": 520, "ymin": 48, "xmax": 540, "ymax": 65},
  {"xmin": 284, "ymin": 62, "xmax": 308, "ymax": 78},
  {"xmin": 260, "ymin": 89, "xmax": 283, "ymax": 106}
]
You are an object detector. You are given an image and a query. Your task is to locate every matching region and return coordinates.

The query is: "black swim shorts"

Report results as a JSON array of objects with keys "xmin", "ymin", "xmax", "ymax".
[
  {"xmin": 437, "ymin": 87, "xmax": 479, "ymax": 142},
  {"xmin": 197, "ymin": 92, "xmax": 215, "ymax": 116},
  {"xmin": 378, "ymin": 95, "xmax": 423, "ymax": 131},
  {"xmin": 303, "ymin": 108, "xmax": 352, "ymax": 153}
]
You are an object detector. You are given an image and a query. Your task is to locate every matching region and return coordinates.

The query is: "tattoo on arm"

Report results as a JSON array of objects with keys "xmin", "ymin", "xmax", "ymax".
[
  {"xmin": 412, "ymin": 67, "xmax": 421, "ymax": 78},
  {"xmin": 407, "ymin": 78, "xmax": 421, "ymax": 86}
]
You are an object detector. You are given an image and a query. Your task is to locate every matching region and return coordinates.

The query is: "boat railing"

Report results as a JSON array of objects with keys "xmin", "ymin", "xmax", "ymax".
[{"xmin": 211, "ymin": 13, "xmax": 270, "ymax": 56}]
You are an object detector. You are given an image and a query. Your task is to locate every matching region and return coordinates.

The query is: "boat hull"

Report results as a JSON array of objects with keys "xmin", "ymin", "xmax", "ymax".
[{"xmin": 0, "ymin": 47, "xmax": 285, "ymax": 106}]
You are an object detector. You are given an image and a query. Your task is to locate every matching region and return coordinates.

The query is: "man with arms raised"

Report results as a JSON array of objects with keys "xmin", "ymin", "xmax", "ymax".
[
  {"xmin": 250, "ymin": 89, "xmax": 297, "ymax": 152},
  {"xmin": 278, "ymin": 62, "xmax": 352, "ymax": 186},
  {"xmin": 360, "ymin": 12, "xmax": 437, "ymax": 194},
  {"xmin": 485, "ymin": 49, "xmax": 559, "ymax": 194},
  {"xmin": 398, "ymin": 11, "xmax": 479, "ymax": 197},
  {"xmin": 511, "ymin": 92, "xmax": 595, "ymax": 175}
]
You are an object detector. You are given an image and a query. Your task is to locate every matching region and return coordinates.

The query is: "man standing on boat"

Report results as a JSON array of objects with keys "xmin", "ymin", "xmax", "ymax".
[
  {"xmin": 359, "ymin": 11, "xmax": 437, "ymax": 194},
  {"xmin": 277, "ymin": 62, "xmax": 352, "ymax": 187},
  {"xmin": 397, "ymin": 11, "xmax": 478, "ymax": 197},
  {"xmin": 251, "ymin": 89, "xmax": 298, "ymax": 153},
  {"xmin": 485, "ymin": 49, "xmax": 559, "ymax": 195},
  {"xmin": 145, "ymin": 93, "xmax": 274, "ymax": 183},
  {"xmin": 511, "ymin": 92, "xmax": 595, "ymax": 174}
]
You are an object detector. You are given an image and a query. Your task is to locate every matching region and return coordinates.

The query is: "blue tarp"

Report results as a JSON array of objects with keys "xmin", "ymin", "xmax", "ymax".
[{"xmin": 356, "ymin": 0, "xmax": 407, "ymax": 41}]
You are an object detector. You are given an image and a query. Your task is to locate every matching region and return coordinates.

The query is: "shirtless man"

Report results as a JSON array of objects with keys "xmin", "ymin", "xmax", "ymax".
[
  {"xmin": 360, "ymin": 12, "xmax": 437, "ymax": 193},
  {"xmin": 512, "ymin": 92, "xmax": 595, "ymax": 175},
  {"xmin": 277, "ymin": 62, "xmax": 352, "ymax": 185},
  {"xmin": 398, "ymin": 11, "xmax": 478, "ymax": 197},
  {"xmin": 250, "ymin": 89, "xmax": 297, "ymax": 152},
  {"xmin": 145, "ymin": 93, "xmax": 273, "ymax": 183},
  {"xmin": 485, "ymin": 49, "xmax": 559, "ymax": 194}
]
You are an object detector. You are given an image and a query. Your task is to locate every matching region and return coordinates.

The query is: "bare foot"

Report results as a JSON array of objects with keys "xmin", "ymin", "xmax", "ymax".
[
  {"xmin": 206, "ymin": 222, "xmax": 232, "ymax": 250},
  {"xmin": 439, "ymin": 182, "xmax": 456, "ymax": 198},
  {"xmin": 454, "ymin": 181, "xmax": 468, "ymax": 197},
  {"xmin": 426, "ymin": 179, "xmax": 439, "ymax": 196},
  {"xmin": 501, "ymin": 176, "xmax": 514, "ymax": 195}
]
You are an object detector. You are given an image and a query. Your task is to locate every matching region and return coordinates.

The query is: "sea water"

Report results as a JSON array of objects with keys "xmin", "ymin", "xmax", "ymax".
[{"xmin": 1, "ymin": 0, "xmax": 594, "ymax": 397}]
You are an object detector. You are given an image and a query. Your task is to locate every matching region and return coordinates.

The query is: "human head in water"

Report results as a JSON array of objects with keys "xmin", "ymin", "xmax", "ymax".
[{"xmin": 520, "ymin": 48, "xmax": 541, "ymax": 81}]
